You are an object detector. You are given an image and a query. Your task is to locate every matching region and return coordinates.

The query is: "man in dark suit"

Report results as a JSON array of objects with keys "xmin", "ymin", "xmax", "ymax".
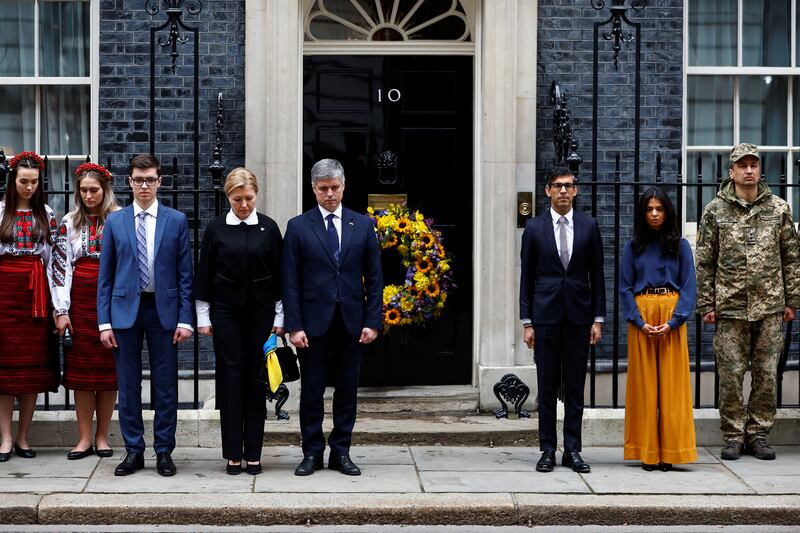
[
  {"xmin": 283, "ymin": 158, "xmax": 383, "ymax": 476},
  {"xmin": 519, "ymin": 166, "xmax": 606, "ymax": 473},
  {"xmin": 97, "ymin": 153, "xmax": 193, "ymax": 477}
]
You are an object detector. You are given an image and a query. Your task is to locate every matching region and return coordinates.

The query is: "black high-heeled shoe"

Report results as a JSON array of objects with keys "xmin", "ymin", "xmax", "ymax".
[
  {"xmin": 659, "ymin": 463, "xmax": 673, "ymax": 472},
  {"xmin": 246, "ymin": 462, "xmax": 262, "ymax": 475},
  {"xmin": 641, "ymin": 462, "xmax": 657, "ymax": 471},
  {"xmin": 13, "ymin": 444, "xmax": 36, "ymax": 459},
  {"xmin": 226, "ymin": 461, "xmax": 242, "ymax": 475},
  {"xmin": 0, "ymin": 451, "xmax": 10, "ymax": 462}
]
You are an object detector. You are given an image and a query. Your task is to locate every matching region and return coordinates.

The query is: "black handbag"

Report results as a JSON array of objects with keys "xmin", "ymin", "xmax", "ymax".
[{"xmin": 274, "ymin": 335, "xmax": 300, "ymax": 383}]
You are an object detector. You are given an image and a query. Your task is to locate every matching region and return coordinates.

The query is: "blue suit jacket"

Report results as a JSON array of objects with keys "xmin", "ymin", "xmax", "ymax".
[
  {"xmin": 519, "ymin": 210, "xmax": 606, "ymax": 326},
  {"xmin": 282, "ymin": 206, "xmax": 383, "ymax": 337},
  {"xmin": 97, "ymin": 203, "xmax": 194, "ymax": 331}
]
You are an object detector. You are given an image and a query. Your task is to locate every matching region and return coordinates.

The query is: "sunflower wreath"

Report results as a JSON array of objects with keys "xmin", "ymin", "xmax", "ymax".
[{"xmin": 367, "ymin": 204, "xmax": 454, "ymax": 331}]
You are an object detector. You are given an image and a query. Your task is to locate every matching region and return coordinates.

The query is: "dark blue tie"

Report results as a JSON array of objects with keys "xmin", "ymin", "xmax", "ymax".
[{"xmin": 326, "ymin": 213, "xmax": 340, "ymax": 264}]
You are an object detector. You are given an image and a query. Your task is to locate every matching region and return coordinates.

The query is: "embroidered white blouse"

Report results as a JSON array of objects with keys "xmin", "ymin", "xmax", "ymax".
[{"xmin": 0, "ymin": 201, "xmax": 57, "ymax": 264}]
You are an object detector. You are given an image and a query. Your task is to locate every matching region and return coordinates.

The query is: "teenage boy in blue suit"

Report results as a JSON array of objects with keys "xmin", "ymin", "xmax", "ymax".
[
  {"xmin": 283, "ymin": 158, "xmax": 383, "ymax": 477},
  {"xmin": 97, "ymin": 153, "xmax": 193, "ymax": 477},
  {"xmin": 519, "ymin": 166, "xmax": 606, "ymax": 474}
]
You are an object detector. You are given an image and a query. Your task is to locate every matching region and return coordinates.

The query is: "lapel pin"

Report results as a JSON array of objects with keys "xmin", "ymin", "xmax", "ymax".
[
  {"xmin": 260, "ymin": 227, "xmax": 265, "ymax": 231},
  {"xmin": 348, "ymin": 221, "xmax": 354, "ymax": 226}
]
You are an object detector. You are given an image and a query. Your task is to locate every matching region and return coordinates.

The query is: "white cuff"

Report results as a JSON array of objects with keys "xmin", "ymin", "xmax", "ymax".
[
  {"xmin": 98, "ymin": 323, "xmax": 112, "ymax": 332},
  {"xmin": 177, "ymin": 323, "xmax": 194, "ymax": 332},
  {"xmin": 594, "ymin": 316, "xmax": 604, "ymax": 323},
  {"xmin": 195, "ymin": 300, "xmax": 211, "ymax": 328},
  {"xmin": 273, "ymin": 300, "xmax": 284, "ymax": 328}
]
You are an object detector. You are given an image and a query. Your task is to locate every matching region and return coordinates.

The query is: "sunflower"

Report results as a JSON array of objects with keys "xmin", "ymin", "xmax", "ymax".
[
  {"xmin": 385, "ymin": 308, "xmax": 401, "ymax": 326},
  {"xmin": 395, "ymin": 216, "xmax": 413, "ymax": 233},
  {"xmin": 383, "ymin": 234, "xmax": 398, "ymax": 248},
  {"xmin": 419, "ymin": 233, "xmax": 435, "ymax": 248},
  {"xmin": 415, "ymin": 257, "xmax": 432, "ymax": 273},
  {"xmin": 400, "ymin": 297, "xmax": 415, "ymax": 312},
  {"xmin": 407, "ymin": 285, "xmax": 421, "ymax": 298},
  {"xmin": 425, "ymin": 281, "xmax": 441, "ymax": 298}
]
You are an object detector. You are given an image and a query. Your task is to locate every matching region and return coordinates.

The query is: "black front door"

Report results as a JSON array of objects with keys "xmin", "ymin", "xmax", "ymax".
[{"xmin": 303, "ymin": 55, "xmax": 473, "ymax": 386}]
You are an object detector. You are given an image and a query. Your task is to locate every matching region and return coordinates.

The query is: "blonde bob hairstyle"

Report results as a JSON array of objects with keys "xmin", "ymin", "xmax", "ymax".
[{"xmin": 223, "ymin": 167, "xmax": 259, "ymax": 196}]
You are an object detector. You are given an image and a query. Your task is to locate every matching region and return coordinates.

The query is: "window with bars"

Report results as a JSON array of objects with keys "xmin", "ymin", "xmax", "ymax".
[
  {"xmin": 685, "ymin": 0, "xmax": 800, "ymax": 222},
  {"xmin": 0, "ymin": 0, "xmax": 95, "ymax": 211}
]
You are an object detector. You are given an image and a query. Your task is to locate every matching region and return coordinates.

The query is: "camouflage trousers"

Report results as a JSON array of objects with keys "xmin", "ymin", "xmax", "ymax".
[{"xmin": 713, "ymin": 314, "xmax": 782, "ymax": 444}]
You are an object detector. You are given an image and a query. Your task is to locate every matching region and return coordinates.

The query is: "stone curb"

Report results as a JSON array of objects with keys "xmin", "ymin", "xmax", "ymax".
[{"xmin": 2, "ymin": 493, "xmax": 798, "ymax": 526}]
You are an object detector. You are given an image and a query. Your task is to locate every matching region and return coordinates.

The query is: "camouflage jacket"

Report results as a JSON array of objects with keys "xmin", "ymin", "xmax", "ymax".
[{"xmin": 695, "ymin": 178, "xmax": 800, "ymax": 321}]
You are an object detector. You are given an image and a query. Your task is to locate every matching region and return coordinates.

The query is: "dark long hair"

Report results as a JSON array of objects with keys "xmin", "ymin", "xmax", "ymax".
[
  {"xmin": 631, "ymin": 187, "xmax": 680, "ymax": 256},
  {"xmin": 0, "ymin": 158, "xmax": 51, "ymax": 245}
]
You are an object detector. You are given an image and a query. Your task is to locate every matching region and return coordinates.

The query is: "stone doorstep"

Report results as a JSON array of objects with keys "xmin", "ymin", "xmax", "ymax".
[
  {"xmin": 1, "ymin": 494, "xmax": 797, "ymax": 526},
  {"xmin": 18, "ymin": 408, "xmax": 800, "ymax": 448}
]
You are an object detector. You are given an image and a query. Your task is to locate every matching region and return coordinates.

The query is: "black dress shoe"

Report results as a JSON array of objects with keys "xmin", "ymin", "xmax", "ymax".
[
  {"xmin": 641, "ymin": 462, "xmax": 657, "ymax": 471},
  {"xmin": 294, "ymin": 456, "xmax": 323, "ymax": 476},
  {"xmin": 562, "ymin": 451, "xmax": 591, "ymax": 473},
  {"xmin": 246, "ymin": 462, "xmax": 262, "ymax": 475},
  {"xmin": 659, "ymin": 463, "xmax": 673, "ymax": 472},
  {"xmin": 0, "ymin": 451, "xmax": 10, "ymax": 462},
  {"xmin": 156, "ymin": 452, "xmax": 177, "ymax": 477},
  {"xmin": 114, "ymin": 452, "xmax": 144, "ymax": 476},
  {"xmin": 13, "ymin": 444, "xmax": 36, "ymax": 458},
  {"xmin": 96, "ymin": 448, "xmax": 114, "ymax": 458},
  {"xmin": 226, "ymin": 462, "xmax": 242, "ymax": 475},
  {"xmin": 536, "ymin": 450, "xmax": 556, "ymax": 473},
  {"xmin": 67, "ymin": 446, "xmax": 95, "ymax": 460},
  {"xmin": 329, "ymin": 455, "xmax": 361, "ymax": 476}
]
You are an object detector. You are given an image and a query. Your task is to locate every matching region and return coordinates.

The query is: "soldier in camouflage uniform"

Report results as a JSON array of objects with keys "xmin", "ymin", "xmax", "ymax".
[{"xmin": 695, "ymin": 143, "xmax": 800, "ymax": 461}]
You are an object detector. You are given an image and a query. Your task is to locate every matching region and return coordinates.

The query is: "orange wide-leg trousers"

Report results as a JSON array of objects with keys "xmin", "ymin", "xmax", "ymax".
[{"xmin": 624, "ymin": 292, "xmax": 697, "ymax": 465}]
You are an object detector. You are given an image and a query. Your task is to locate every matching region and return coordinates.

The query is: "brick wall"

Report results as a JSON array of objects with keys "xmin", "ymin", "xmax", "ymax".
[{"xmin": 535, "ymin": 0, "xmax": 686, "ymax": 367}]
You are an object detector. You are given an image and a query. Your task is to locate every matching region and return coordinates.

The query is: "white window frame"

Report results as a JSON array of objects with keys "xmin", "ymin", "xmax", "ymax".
[
  {"xmin": 683, "ymin": 0, "xmax": 800, "ymax": 235},
  {"xmin": 0, "ymin": 0, "xmax": 98, "ymax": 162}
]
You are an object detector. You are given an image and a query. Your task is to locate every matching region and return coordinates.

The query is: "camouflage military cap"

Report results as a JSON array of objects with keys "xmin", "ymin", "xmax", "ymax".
[{"xmin": 730, "ymin": 143, "xmax": 759, "ymax": 163}]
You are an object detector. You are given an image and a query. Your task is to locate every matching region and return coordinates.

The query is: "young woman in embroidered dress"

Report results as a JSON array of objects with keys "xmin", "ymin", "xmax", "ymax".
[
  {"xmin": 49, "ymin": 163, "xmax": 121, "ymax": 460},
  {"xmin": 0, "ymin": 151, "xmax": 59, "ymax": 463}
]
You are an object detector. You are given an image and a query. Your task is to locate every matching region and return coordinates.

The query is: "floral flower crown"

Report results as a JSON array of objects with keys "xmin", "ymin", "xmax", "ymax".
[
  {"xmin": 9, "ymin": 151, "xmax": 46, "ymax": 172},
  {"xmin": 74, "ymin": 162, "xmax": 113, "ymax": 182}
]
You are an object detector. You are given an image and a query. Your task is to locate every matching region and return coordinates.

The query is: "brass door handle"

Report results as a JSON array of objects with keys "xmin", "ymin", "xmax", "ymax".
[{"xmin": 517, "ymin": 192, "xmax": 532, "ymax": 228}]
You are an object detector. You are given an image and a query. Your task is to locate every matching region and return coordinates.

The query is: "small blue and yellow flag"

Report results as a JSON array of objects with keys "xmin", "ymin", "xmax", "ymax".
[{"xmin": 262, "ymin": 333, "xmax": 282, "ymax": 393}]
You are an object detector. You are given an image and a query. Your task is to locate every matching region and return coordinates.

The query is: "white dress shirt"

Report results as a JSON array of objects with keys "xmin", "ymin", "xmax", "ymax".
[
  {"xmin": 194, "ymin": 208, "xmax": 284, "ymax": 329},
  {"xmin": 99, "ymin": 200, "xmax": 192, "ymax": 332},
  {"xmin": 133, "ymin": 200, "xmax": 158, "ymax": 293},
  {"xmin": 550, "ymin": 207, "xmax": 574, "ymax": 262}
]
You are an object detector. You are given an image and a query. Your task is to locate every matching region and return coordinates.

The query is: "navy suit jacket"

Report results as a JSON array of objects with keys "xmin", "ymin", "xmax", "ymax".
[
  {"xmin": 519, "ymin": 210, "xmax": 606, "ymax": 326},
  {"xmin": 282, "ymin": 206, "xmax": 383, "ymax": 337},
  {"xmin": 97, "ymin": 203, "xmax": 194, "ymax": 331}
]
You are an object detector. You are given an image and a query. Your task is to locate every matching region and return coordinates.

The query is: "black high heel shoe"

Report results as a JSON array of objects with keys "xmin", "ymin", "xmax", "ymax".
[
  {"xmin": 13, "ymin": 444, "xmax": 36, "ymax": 459},
  {"xmin": 0, "ymin": 450, "xmax": 10, "ymax": 462},
  {"xmin": 659, "ymin": 463, "xmax": 673, "ymax": 472},
  {"xmin": 226, "ymin": 461, "xmax": 242, "ymax": 475},
  {"xmin": 641, "ymin": 462, "xmax": 657, "ymax": 471}
]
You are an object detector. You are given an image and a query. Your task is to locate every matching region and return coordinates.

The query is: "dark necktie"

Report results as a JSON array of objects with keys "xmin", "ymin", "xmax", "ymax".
[{"xmin": 326, "ymin": 213, "xmax": 340, "ymax": 264}]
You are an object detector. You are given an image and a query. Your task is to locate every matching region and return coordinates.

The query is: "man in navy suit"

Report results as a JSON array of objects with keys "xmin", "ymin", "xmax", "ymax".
[
  {"xmin": 97, "ymin": 153, "xmax": 193, "ymax": 477},
  {"xmin": 519, "ymin": 166, "xmax": 606, "ymax": 473},
  {"xmin": 283, "ymin": 158, "xmax": 383, "ymax": 477}
]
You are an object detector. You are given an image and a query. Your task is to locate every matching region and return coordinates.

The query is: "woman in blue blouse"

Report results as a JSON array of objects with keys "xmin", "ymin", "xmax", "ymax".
[{"xmin": 620, "ymin": 188, "xmax": 697, "ymax": 471}]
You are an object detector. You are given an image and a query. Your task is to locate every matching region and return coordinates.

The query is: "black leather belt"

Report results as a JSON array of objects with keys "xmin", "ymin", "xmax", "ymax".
[{"xmin": 641, "ymin": 287, "xmax": 673, "ymax": 295}]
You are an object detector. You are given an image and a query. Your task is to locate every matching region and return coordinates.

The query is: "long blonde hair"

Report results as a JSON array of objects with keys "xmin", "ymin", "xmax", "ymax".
[{"xmin": 69, "ymin": 171, "xmax": 120, "ymax": 235}]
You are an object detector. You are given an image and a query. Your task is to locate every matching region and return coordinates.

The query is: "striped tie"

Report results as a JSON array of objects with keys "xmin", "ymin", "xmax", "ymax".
[{"xmin": 136, "ymin": 211, "xmax": 150, "ymax": 290}]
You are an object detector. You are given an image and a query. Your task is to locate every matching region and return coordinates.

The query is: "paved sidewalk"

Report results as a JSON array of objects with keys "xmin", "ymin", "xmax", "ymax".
[{"xmin": 1, "ymin": 445, "xmax": 799, "ymax": 526}]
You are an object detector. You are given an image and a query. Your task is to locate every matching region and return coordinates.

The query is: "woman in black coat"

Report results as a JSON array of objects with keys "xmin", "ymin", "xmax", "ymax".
[{"xmin": 195, "ymin": 167, "xmax": 283, "ymax": 475}]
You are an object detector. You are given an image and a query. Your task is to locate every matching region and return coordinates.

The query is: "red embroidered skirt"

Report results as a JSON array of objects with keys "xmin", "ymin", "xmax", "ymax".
[
  {"xmin": 63, "ymin": 257, "xmax": 117, "ymax": 391},
  {"xmin": 0, "ymin": 255, "xmax": 59, "ymax": 395}
]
